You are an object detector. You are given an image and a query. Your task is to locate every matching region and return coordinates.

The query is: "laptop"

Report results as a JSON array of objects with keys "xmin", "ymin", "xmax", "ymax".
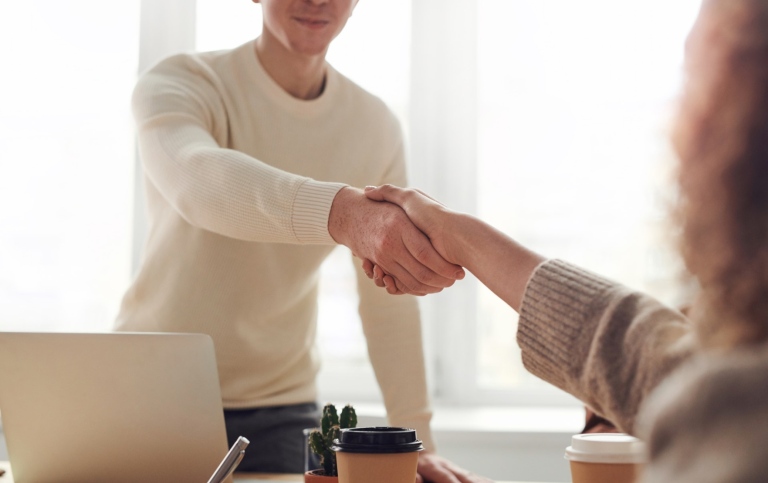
[{"xmin": 0, "ymin": 332, "xmax": 232, "ymax": 483}]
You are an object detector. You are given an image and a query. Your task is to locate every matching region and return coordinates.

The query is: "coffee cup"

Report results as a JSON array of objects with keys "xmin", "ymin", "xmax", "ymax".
[
  {"xmin": 332, "ymin": 427, "xmax": 423, "ymax": 483},
  {"xmin": 565, "ymin": 433, "xmax": 646, "ymax": 483}
]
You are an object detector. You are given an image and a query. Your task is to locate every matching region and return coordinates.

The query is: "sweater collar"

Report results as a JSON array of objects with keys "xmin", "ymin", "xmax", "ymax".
[{"xmin": 240, "ymin": 39, "xmax": 339, "ymax": 119}]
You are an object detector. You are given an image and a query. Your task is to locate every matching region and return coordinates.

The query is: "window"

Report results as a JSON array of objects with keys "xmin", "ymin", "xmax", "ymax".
[
  {"xmin": 0, "ymin": 0, "xmax": 704, "ymax": 410},
  {"xmin": 0, "ymin": 1, "xmax": 139, "ymax": 333},
  {"xmin": 469, "ymin": 0, "xmax": 702, "ymax": 402},
  {"xmin": 194, "ymin": 0, "xmax": 701, "ymax": 407}
]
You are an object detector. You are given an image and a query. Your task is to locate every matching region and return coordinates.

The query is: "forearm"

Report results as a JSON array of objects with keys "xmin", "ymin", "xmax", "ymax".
[
  {"xmin": 451, "ymin": 213, "xmax": 546, "ymax": 312},
  {"xmin": 139, "ymin": 121, "xmax": 346, "ymax": 243},
  {"xmin": 517, "ymin": 260, "xmax": 695, "ymax": 433}
]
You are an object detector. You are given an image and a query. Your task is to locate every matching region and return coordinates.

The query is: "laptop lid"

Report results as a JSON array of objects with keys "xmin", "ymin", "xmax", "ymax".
[{"xmin": 0, "ymin": 332, "xmax": 230, "ymax": 483}]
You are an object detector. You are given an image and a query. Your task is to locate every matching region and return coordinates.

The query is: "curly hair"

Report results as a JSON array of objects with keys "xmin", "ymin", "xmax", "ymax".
[{"xmin": 675, "ymin": 0, "xmax": 768, "ymax": 348}]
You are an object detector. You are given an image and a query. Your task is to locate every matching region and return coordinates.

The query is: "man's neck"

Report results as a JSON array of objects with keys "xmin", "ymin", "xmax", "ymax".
[{"xmin": 255, "ymin": 34, "xmax": 327, "ymax": 100}]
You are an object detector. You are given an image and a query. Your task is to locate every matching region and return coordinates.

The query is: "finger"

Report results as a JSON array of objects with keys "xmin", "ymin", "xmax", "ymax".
[
  {"xmin": 415, "ymin": 473, "xmax": 424, "ymax": 483},
  {"xmin": 389, "ymin": 259, "xmax": 444, "ymax": 295},
  {"xmin": 385, "ymin": 264, "xmax": 432, "ymax": 296},
  {"xmin": 382, "ymin": 274, "xmax": 408, "ymax": 295},
  {"xmin": 372, "ymin": 264, "xmax": 407, "ymax": 293},
  {"xmin": 383, "ymin": 275, "xmax": 400, "ymax": 295},
  {"xmin": 364, "ymin": 184, "xmax": 407, "ymax": 204},
  {"xmin": 438, "ymin": 462, "xmax": 490, "ymax": 483},
  {"xmin": 373, "ymin": 254, "xmax": 440, "ymax": 295},
  {"xmin": 372, "ymin": 265, "xmax": 386, "ymax": 288},
  {"xmin": 422, "ymin": 467, "xmax": 462, "ymax": 483},
  {"xmin": 362, "ymin": 259, "xmax": 374, "ymax": 279},
  {"xmin": 401, "ymin": 229, "xmax": 465, "ymax": 286},
  {"xmin": 455, "ymin": 470, "xmax": 484, "ymax": 483}
]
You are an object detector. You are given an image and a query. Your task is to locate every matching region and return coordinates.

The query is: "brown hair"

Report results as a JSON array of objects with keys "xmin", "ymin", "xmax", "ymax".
[{"xmin": 675, "ymin": 0, "xmax": 768, "ymax": 348}]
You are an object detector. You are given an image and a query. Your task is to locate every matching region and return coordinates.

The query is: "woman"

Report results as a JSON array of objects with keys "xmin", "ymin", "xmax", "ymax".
[{"xmin": 364, "ymin": 0, "xmax": 768, "ymax": 481}]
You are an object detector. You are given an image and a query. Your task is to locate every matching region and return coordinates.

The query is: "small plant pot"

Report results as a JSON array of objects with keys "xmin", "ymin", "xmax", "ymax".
[{"xmin": 304, "ymin": 469, "xmax": 338, "ymax": 483}]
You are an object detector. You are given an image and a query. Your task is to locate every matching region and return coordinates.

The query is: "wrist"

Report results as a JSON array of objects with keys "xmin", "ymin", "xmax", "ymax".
[
  {"xmin": 328, "ymin": 186, "xmax": 362, "ymax": 246},
  {"xmin": 450, "ymin": 213, "xmax": 483, "ymax": 267}
]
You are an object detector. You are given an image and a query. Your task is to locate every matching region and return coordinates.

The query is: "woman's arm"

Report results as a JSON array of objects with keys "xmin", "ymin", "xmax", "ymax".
[
  {"xmin": 364, "ymin": 184, "xmax": 696, "ymax": 433},
  {"xmin": 363, "ymin": 185, "xmax": 545, "ymax": 310}
]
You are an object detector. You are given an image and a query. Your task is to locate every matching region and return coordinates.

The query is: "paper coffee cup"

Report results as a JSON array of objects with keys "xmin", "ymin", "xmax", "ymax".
[
  {"xmin": 332, "ymin": 427, "xmax": 423, "ymax": 483},
  {"xmin": 565, "ymin": 433, "xmax": 646, "ymax": 483}
]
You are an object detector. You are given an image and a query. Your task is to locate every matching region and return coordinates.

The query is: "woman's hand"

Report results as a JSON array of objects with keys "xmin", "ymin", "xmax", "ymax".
[
  {"xmin": 416, "ymin": 452, "xmax": 493, "ymax": 483},
  {"xmin": 362, "ymin": 185, "xmax": 464, "ymax": 294},
  {"xmin": 364, "ymin": 185, "xmax": 458, "ymax": 263},
  {"xmin": 363, "ymin": 184, "xmax": 546, "ymax": 310}
]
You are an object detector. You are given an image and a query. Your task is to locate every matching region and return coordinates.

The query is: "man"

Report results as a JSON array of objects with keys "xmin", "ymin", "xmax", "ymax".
[{"xmin": 116, "ymin": 0, "xmax": 482, "ymax": 481}]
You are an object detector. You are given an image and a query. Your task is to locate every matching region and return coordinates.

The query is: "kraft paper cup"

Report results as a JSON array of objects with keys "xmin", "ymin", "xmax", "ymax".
[
  {"xmin": 332, "ymin": 427, "xmax": 423, "ymax": 483},
  {"xmin": 565, "ymin": 433, "xmax": 646, "ymax": 483}
]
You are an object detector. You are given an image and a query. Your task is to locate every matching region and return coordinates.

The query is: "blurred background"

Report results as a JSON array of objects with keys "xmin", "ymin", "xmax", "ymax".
[{"xmin": 0, "ymin": 1, "xmax": 702, "ymax": 481}]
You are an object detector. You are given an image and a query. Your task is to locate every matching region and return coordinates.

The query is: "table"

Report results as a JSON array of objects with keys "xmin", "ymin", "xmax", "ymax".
[
  {"xmin": 0, "ymin": 463, "xmax": 298, "ymax": 481},
  {"xmin": 0, "ymin": 461, "xmax": 553, "ymax": 482}
]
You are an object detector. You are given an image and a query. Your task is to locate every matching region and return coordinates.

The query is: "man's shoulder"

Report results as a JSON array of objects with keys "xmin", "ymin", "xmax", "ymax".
[{"xmin": 141, "ymin": 42, "xmax": 246, "ymax": 83}]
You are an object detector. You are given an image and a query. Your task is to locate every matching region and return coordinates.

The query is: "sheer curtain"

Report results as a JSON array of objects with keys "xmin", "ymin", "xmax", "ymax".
[
  {"xmin": 411, "ymin": 0, "xmax": 702, "ymax": 404},
  {"xmin": 474, "ymin": 0, "xmax": 700, "ymax": 398},
  {"xmin": 0, "ymin": 0, "xmax": 704, "ymax": 408},
  {"xmin": 0, "ymin": 1, "xmax": 139, "ymax": 333}
]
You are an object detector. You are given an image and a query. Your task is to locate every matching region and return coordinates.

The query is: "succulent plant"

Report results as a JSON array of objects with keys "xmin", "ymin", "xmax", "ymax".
[{"xmin": 308, "ymin": 403, "xmax": 357, "ymax": 476}]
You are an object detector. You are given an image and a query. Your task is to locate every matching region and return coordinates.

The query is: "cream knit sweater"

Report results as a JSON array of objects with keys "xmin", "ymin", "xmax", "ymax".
[
  {"xmin": 520, "ymin": 260, "xmax": 768, "ymax": 482},
  {"xmin": 115, "ymin": 40, "xmax": 434, "ymax": 449}
]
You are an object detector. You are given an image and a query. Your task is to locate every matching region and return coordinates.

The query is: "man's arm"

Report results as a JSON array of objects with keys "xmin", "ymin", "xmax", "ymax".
[
  {"xmin": 133, "ymin": 61, "xmax": 463, "ymax": 292},
  {"xmin": 330, "ymin": 187, "xmax": 464, "ymax": 295},
  {"xmin": 362, "ymin": 185, "xmax": 544, "ymax": 308}
]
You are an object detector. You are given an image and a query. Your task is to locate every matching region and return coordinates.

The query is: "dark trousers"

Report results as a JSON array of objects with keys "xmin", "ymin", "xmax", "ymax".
[{"xmin": 224, "ymin": 402, "xmax": 320, "ymax": 473}]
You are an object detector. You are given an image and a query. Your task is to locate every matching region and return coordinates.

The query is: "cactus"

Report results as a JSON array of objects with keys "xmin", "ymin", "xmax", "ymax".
[{"xmin": 308, "ymin": 403, "xmax": 357, "ymax": 476}]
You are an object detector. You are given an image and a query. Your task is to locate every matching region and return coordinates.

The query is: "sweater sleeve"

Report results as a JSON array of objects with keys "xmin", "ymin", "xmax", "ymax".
[
  {"xmin": 637, "ymin": 349, "xmax": 768, "ymax": 483},
  {"xmin": 517, "ymin": 259, "xmax": 696, "ymax": 434},
  {"xmin": 132, "ymin": 55, "xmax": 347, "ymax": 244}
]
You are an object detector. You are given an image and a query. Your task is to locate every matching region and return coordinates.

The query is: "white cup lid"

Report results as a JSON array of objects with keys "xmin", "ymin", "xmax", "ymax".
[{"xmin": 564, "ymin": 433, "xmax": 646, "ymax": 464}]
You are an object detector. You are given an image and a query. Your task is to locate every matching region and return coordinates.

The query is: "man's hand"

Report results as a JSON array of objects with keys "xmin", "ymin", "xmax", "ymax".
[
  {"xmin": 361, "ymin": 184, "xmax": 464, "ymax": 295},
  {"xmin": 363, "ymin": 184, "xmax": 546, "ymax": 310},
  {"xmin": 364, "ymin": 185, "xmax": 458, "ymax": 264},
  {"xmin": 328, "ymin": 186, "xmax": 464, "ymax": 295},
  {"xmin": 416, "ymin": 452, "xmax": 493, "ymax": 483}
]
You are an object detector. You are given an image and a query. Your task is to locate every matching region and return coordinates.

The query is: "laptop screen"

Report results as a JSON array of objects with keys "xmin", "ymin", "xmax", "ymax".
[{"xmin": 0, "ymin": 332, "xmax": 231, "ymax": 483}]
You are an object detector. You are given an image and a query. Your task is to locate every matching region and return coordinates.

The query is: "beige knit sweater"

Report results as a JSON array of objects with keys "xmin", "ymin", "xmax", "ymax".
[
  {"xmin": 519, "ymin": 259, "xmax": 768, "ymax": 482},
  {"xmin": 115, "ymin": 39, "xmax": 434, "ymax": 449}
]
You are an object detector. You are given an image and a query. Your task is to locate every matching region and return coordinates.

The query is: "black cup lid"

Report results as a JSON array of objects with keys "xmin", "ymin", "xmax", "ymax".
[{"xmin": 331, "ymin": 427, "xmax": 424, "ymax": 454}]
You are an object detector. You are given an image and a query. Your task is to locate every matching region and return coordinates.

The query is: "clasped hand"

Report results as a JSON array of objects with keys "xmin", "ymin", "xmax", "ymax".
[{"xmin": 328, "ymin": 186, "xmax": 464, "ymax": 296}]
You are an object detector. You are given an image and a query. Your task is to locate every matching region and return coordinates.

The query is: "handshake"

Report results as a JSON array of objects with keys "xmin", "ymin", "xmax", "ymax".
[
  {"xmin": 328, "ymin": 184, "xmax": 470, "ymax": 297},
  {"xmin": 329, "ymin": 184, "xmax": 543, "ymax": 309}
]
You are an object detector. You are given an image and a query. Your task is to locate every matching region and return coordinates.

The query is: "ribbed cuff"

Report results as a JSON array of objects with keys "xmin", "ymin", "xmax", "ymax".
[
  {"xmin": 517, "ymin": 259, "xmax": 614, "ymax": 390},
  {"xmin": 291, "ymin": 179, "xmax": 348, "ymax": 244}
]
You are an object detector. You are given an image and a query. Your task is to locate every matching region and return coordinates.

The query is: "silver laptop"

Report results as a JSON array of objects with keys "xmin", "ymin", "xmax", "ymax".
[{"xmin": 0, "ymin": 332, "xmax": 231, "ymax": 483}]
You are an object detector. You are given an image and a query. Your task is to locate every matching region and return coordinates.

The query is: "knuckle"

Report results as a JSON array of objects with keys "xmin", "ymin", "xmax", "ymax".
[
  {"xmin": 415, "ymin": 266, "xmax": 433, "ymax": 283},
  {"xmin": 413, "ymin": 243, "xmax": 432, "ymax": 264}
]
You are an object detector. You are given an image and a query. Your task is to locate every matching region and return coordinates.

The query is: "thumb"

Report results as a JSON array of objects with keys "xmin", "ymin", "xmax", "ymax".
[
  {"xmin": 364, "ymin": 184, "xmax": 404, "ymax": 204},
  {"xmin": 364, "ymin": 185, "xmax": 385, "ymax": 201}
]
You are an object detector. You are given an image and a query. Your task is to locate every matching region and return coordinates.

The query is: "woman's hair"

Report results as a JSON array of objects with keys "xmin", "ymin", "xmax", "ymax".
[{"xmin": 676, "ymin": 0, "xmax": 768, "ymax": 348}]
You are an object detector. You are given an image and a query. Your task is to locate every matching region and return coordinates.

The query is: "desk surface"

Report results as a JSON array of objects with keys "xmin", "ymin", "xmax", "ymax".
[{"xmin": 0, "ymin": 461, "xmax": 553, "ymax": 482}]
